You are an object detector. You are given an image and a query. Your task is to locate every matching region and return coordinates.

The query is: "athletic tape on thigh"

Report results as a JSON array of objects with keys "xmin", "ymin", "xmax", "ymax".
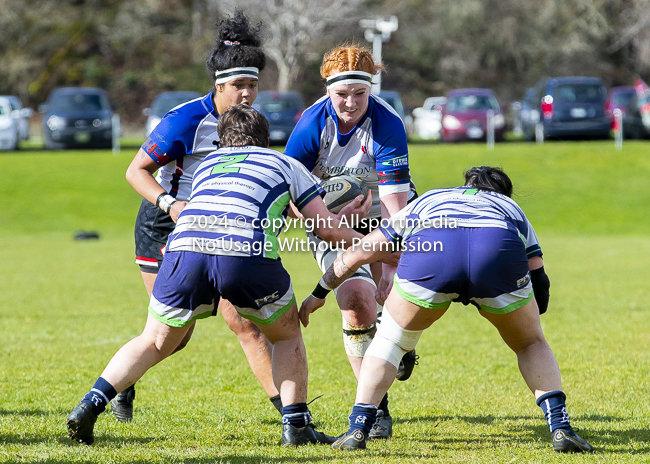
[
  {"xmin": 365, "ymin": 305, "xmax": 423, "ymax": 368},
  {"xmin": 342, "ymin": 320, "xmax": 376, "ymax": 357}
]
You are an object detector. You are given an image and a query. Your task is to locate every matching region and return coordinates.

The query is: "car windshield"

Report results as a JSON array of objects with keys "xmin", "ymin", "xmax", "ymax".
[
  {"xmin": 5, "ymin": 99, "xmax": 19, "ymax": 111},
  {"xmin": 613, "ymin": 92, "xmax": 635, "ymax": 106},
  {"xmin": 554, "ymin": 84, "xmax": 603, "ymax": 103},
  {"xmin": 151, "ymin": 96, "xmax": 197, "ymax": 116},
  {"xmin": 255, "ymin": 94, "xmax": 301, "ymax": 113},
  {"xmin": 49, "ymin": 93, "xmax": 109, "ymax": 111},
  {"xmin": 447, "ymin": 95, "xmax": 499, "ymax": 111},
  {"xmin": 423, "ymin": 98, "xmax": 446, "ymax": 111},
  {"xmin": 0, "ymin": 104, "xmax": 7, "ymax": 115}
]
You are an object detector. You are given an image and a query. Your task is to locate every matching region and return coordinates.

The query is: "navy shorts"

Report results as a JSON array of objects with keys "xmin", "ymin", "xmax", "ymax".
[
  {"xmin": 148, "ymin": 251, "xmax": 295, "ymax": 327},
  {"xmin": 134, "ymin": 199, "xmax": 175, "ymax": 272},
  {"xmin": 394, "ymin": 226, "xmax": 533, "ymax": 314}
]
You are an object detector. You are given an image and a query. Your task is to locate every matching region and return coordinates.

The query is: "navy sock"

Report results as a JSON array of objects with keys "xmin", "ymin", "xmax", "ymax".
[
  {"xmin": 282, "ymin": 403, "xmax": 312, "ymax": 428},
  {"xmin": 81, "ymin": 377, "xmax": 117, "ymax": 416},
  {"xmin": 536, "ymin": 390, "xmax": 573, "ymax": 433},
  {"xmin": 269, "ymin": 394, "xmax": 283, "ymax": 415},
  {"xmin": 378, "ymin": 392, "xmax": 389, "ymax": 415},
  {"xmin": 348, "ymin": 403, "xmax": 377, "ymax": 436}
]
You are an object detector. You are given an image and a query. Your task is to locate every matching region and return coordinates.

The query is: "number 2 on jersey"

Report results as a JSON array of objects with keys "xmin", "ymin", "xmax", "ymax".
[{"xmin": 211, "ymin": 154, "xmax": 249, "ymax": 174}]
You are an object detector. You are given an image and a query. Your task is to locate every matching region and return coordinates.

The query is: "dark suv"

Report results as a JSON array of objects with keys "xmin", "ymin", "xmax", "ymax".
[
  {"xmin": 524, "ymin": 77, "xmax": 610, "ymax": 140},
  {"xmin": 41, "ymin": 87, "xmax": 115, "ymax": 149},
  {"xmin": 252, "ymin": 91, "xmax": 304, "ymax": 145}
]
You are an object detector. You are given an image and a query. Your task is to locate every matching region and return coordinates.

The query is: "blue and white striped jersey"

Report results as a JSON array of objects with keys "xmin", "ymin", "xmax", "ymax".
[
  {"xmin": 166, "ymin": 146, "xmax": 323, "ymax": 259},
  {"xmin": 381, "ymin": 187, "xmax": 542, "ymax": 258},
  {"xmin": 141, "ymin": 92, "xmax": 219, "ymax": 201},
  {"xmin": 284, "ymin": 94, "xmax": 414, "ymax": 218}
]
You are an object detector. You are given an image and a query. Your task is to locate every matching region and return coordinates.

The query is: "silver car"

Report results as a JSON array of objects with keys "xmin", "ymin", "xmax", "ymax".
[
  {"xmin": 412, "ymin": 96, "xmax": 447, "ymax": 140},
  {"xmin": 0, "ymin": 95, "xmax": 33, "ymax": 141}
]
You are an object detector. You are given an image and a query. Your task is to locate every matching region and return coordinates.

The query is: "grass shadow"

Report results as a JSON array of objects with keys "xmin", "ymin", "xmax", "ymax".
[{"xmin": 394, "ymin": 413, "xmax": 650, "ymax": 453}]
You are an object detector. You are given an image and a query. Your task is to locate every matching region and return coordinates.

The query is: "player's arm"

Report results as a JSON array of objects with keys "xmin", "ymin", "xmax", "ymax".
[
  {"xmin": 125, "ymin": 148, "xmax": 187, "ymax": 222},
  {"xmin": 298, "ymin": 195, "xmax": 366, "ymax": 248},
  {"xmin": 299, "ymin": 228, "xmax": 394, "ymax": 327},
  {"xmin": 375, "ymin": 192, "xmax": 408, "ymax": 298}
]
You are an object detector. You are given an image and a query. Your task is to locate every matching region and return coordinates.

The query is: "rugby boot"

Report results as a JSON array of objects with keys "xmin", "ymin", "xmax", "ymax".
[
  {"xmin": 396, "ymin": 349, "xmax": 419, "ymax": 381},
  {"xmin": 67, "ymin": 402, "xmax": 98, "ymax": 445},
  {"xmin": 368, "ymin": 409, "xmax": 393, "ymax": 439},
  {"xmin": 331, "ymin": 429, "xmax": 368, "ymax": 450},
  {"xmin": 281, "ymin": 423, "xmax": 336, "ymax": 446},
  {"xmin": 552, "ymin": 429, "xmax": 594, "ymax": 453},
  {"xmin": 110, "ymin": 385, "xmax": 135, "ymax": 422}
]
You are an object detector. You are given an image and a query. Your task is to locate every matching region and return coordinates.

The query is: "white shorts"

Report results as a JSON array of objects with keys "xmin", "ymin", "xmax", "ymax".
[{"xmin": 306, "ymin": 231, "xmax": 376, "ymax": 295}]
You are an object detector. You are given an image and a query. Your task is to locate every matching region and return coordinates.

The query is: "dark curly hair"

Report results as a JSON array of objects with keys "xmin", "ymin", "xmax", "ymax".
[
  {"xmin": 464, "ymin": 166, "xmax": 513, "ymax": 197},
  {"xmin": 206, "ymin": 10, "xmax": 266, "ymax": 78}
]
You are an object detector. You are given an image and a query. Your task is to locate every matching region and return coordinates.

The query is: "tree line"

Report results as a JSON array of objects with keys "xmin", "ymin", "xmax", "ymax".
[{"xmin": 1, "ymin": 0, "xmax": 648, "ymax": 123}]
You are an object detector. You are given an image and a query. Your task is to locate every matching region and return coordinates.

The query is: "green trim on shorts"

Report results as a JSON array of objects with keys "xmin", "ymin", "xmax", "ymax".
[
  {"xmin": 238, "ymin": 294, "xmax": 296, "ymax": 326},
  {"xmin": 393, "ymin": 277, "xmax": 451, "ymax": 310},
  {"xmin": 480, "ymin": 291, "xmax": 534, "ymax": 314},
  {"xmin": 147, "ymin": 304, "xmax": 213, "ymax": 327}
]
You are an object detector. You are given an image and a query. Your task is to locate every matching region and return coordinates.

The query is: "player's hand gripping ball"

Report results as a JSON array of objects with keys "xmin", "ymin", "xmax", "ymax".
[{"xmin": 321, "ymin": 175, "xmax": 369, "ymax": 213}]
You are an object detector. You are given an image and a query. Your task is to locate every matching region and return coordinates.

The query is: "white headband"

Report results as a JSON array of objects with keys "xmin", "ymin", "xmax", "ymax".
[
  {"xmin": 215, "ymin": 67, "xmax": 259, "ymax": 85},
  {"xmin": 326, "ymin": 71, "xmax": 373, "ymax": 89}
]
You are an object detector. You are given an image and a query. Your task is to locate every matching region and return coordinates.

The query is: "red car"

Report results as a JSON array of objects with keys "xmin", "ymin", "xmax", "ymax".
[
  {"xmin": 441, "ymin": 88, "xmax": 505, "ymax": 143},
  {"xmin": 605, "ymin": 86, "xmax": 636, "ymax": 128}
]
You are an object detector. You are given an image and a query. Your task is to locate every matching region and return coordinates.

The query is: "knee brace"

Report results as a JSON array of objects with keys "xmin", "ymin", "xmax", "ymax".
[
  {"xmin": 365, "ymin": 306, "xmax": 423, "ymax": 368},
  {"xmin": 342, "ymin": 320, "xmax": 376, "ymax": 357}
]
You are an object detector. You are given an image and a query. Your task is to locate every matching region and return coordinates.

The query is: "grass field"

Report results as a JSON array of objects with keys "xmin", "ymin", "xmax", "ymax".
[{"xmin": 1, "ymin": 140, "xmax": 649, "ymax": 463}]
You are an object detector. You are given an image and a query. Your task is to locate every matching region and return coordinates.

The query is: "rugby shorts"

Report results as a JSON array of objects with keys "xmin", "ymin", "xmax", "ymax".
[
  {"xmin": 393, "ymin": 226, "xmax": 533, "ymax": 314},
  {"xmin": 134, "ymin": 198, "xmax": 175, "ymax": 272},
  {"xmin": 148, "ymin": 251, "xmax": 295, "ymax": 327},
  {"xmin": 307, "ymin": 230, "xmax": 375, "ymax": 293}
]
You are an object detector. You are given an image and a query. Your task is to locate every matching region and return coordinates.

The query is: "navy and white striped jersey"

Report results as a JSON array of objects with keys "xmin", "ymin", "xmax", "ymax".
[
  {"xmin": 284, "ymin": 94, "xmax": 414, "ymax": 218},
  {"xmin": 381, "ymin": 187, "xmax": 542, "ymax": 258},
  {"xmin": 141, "ymin": 92, "xmax": 219, "ymax": 201},
  {"xmin": 166, "ymin": 146, "xmax": 323, "ymax": 259}
]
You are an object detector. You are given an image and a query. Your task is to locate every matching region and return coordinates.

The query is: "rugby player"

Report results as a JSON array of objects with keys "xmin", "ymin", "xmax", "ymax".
[
  {"xmin": 300, "ymin": 166, "xmax": 594, "ymax": 453},
  {"xmin": 284, "ymin": 44, "xmax": 418, "ymax": 438},
  {"xmin": 67, "ymin": 104, "xmax": 369, "ymax": 446},
  {"xmin": 117, "ymin": 10, "xmax": 282, "ymax": 421}
]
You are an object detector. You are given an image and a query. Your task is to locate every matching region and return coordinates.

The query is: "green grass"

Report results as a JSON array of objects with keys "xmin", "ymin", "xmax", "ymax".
[{"xmin": 1, "ymin": 141, "xmax": 649, "ymax": 462}]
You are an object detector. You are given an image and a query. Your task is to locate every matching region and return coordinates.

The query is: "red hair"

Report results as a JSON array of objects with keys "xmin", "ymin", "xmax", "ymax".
[{"xmin": 320, "ymin": 44, "xmax": 385, "ymax": 79}]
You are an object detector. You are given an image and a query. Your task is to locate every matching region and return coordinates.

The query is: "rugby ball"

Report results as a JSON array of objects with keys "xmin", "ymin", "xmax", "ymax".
[{"xmin": 321, "ymin": 175, "xmax": 369, "ymax": 213}]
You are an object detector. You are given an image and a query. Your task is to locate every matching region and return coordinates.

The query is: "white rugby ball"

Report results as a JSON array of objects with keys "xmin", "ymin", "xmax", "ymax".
[{"xmin": 321, "ymin": 175, "xmax": 369, "ymax": 213}]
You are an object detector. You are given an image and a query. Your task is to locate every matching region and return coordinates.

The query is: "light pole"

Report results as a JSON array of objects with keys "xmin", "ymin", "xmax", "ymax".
[{"xmin": 359, "ymin": 16, "xmax": 398, "ymax": 94}]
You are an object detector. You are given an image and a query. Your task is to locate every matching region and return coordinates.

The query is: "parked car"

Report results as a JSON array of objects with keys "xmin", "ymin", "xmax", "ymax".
[
  {"xmin": 0, "ymin": 95, "xmax": 33, "ymax": 141},
  {"xmin": 143, "ymin": 91, "xmax": 202, "ymax": 137},
  {"xmin": 40, "ymin": 87, "xmax": 116, "ymax": 149},
  {"xmin": 0, "ymin": 97, "xmax": 19, "ymax": 150},
  {"xmin": 519, "ymin": 88, "xmax": 541, "ymax": 141},
  {"xmin": 606, "ymin": 86, "xmax": 636, "ymax": 121},
  {"xmin": 622, "ymin": 93, "xmax": 650, "ymax": 139},
  {"xmin": 412, "ymin": 96, "xmax": 447, "ymax": 140},
  {"xmin": 524, "ymin": 77, "xmax": 610, "ymax": 140},
  {"xmin": 441, "ymin": 89, "xmax": 505, "ymax": 143},
  {"xmin": 252, "ymin": 91, "xmax": 305, "ymax": 145},
  {"xmin": 377, "ymin": 90, "xmax": 412, "ymax": 132}
]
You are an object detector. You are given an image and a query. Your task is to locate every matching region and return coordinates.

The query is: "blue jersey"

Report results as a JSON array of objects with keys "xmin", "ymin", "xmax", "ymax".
[
  {"xmin": 381, "ymin": 187, "xmax": 543, "ymax": 259},
  {"xmin": 284, "ymin": 94, "xmax": 414, "ymax": 218},
  {"xmin": 141, "ymin": 92, "xmax": 219, "ymax": 201},
  {"xmin": 166, "ymin": 146, "xmax": 323, "ymax": 260}
]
